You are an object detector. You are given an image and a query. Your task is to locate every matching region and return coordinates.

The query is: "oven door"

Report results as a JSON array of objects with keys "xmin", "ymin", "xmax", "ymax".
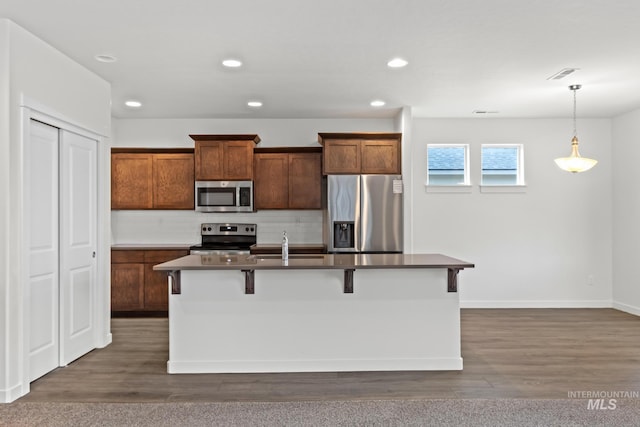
[{"xmin": 195, "ymin": 181, "xmax": 253, "ymax": 212}]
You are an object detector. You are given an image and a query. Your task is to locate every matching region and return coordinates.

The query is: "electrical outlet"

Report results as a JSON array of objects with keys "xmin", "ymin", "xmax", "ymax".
[{"xmin": 587, "ymin": 274, "xmax": 595, "ymax": 286}]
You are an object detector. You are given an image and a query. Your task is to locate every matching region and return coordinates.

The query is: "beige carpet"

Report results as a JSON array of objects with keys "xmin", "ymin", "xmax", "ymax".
[{"xmin": 2, "ymin": 399, "xmax": 640, "ymax": 426}]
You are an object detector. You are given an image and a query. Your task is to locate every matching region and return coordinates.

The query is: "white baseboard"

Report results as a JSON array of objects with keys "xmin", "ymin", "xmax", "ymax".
[
  {"xmin": 97, "ymin": 332, "xmax": 113, "ymax": 349},
  {"xmin": 167, "ymin": 357, "xmax": 464, "ymax": 374},
  {"xmin": 0, "ymin": 382, "xmax": 26, "ymax": 404},
  {"xmin": 460, "ymin": 300, "xmax": 613, "ymax": 309},
  {"xmin": 612, "ymin": 301, "xmax": 640, "ymax": 316}
]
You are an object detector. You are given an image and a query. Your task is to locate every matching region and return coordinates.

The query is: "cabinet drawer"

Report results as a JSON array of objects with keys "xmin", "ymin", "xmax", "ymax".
[{"xmin": 111, "ymin": 250, "xmax": 145, "ymax": 263}]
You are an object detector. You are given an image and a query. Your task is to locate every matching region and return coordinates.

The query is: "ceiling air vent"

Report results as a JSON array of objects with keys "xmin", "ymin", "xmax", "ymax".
[{"xmin": 547, "ymin": 68, "xmax": 579, "ymax": 80}]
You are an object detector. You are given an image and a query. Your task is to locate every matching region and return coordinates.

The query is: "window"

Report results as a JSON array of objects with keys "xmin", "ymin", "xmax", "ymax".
[
  {"xmin": 427, "ymin": 144, "xmax": 469, "ymax": 186},
  {"xmin": 481, "ymin": 144, "xmax": 524, "ymax": 186}
]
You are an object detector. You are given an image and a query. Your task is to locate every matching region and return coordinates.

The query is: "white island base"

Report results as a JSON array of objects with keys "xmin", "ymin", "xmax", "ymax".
[{"xmin": 168, "ymin": 268, "xmax": 462, "ymax": 373}]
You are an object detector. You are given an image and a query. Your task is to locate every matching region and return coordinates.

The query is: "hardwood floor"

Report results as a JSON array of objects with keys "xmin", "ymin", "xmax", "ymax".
[{"xmin": 20, "ymin": 309, "xmax": 640, "ymax": 402}]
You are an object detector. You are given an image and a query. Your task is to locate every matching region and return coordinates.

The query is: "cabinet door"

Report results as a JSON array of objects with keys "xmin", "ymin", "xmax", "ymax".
[
  {"xmin": 225, "ymin": 141, "xmax": 254, "ymax": 180},
  {"xmin": 254, "ymin": 153, "xmax": 289, "ymax": 209},
  {"xmin": 153, "ymin": 154, "xmax": 194, "ymax": 209},
  {"xmin": 195, "ymin": 141, "xmax": 224, "ymax": 180},
  {"xmin": 111, "ymin": 154, "xmax": 153, "ymax": 209},
  {"xmin": 289, "ymin": 153, "xmax": 322, "ymax": 209},
  {"xmin": 143, "ymin": 250, "xmax": 188, "ymax": 311},
  {"xmin": 143, "ymin": 265, "xmax": 170, "ymax": 311},
  {"xmin": 360, "ymin": 139, "xmax": 401, "ymax": 174},
  {"xmin": 111, "ymin": 263, "xmax": 145, "ymax": 311},
  {"xmin": 323, "ymin": 139, "xmax": 361, "ymax": 174}
]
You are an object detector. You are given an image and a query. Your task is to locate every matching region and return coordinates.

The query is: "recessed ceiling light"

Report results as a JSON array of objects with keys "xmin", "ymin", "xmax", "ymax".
[
  {"xmin": 95, "ymin": 54, "xmax": 117, "ymax": 63},
  {"xmin": 247, "ymin": 101, "xmax": 263, "ymax": 107},
  {"xmin": 125, "ymin": 100, "xmax": 142, "ymax": 108},
  {"xmin": 547, "ymin": 68, "xmax": 579, "ymax": 80},
  {"xmin": 370, "ymin": 100, "xmax": 386, "ymax": 107},
  {"xmin": 387, "ymin": 58, "xmax": 408, "ymax": 68},
  {"xmin": 222, "ymin": 59, "xmax": 243, "ymax": 68}
]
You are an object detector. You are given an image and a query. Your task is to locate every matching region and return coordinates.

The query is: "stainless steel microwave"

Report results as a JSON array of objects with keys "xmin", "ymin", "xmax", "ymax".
[{"xmin": 195, "ymin": 181, "xmax": 254, "ymax": 212}]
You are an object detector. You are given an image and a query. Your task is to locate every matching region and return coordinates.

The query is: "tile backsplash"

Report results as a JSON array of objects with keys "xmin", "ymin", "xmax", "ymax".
[{"xmin": 111, "ymin": 210, "xmax": 324, "ymax": 245}]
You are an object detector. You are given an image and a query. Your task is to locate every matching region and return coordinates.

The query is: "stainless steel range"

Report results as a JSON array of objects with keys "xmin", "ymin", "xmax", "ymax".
[{"xmin": 189, "ymin": 223, "xmax": 257, "ymax": 255}]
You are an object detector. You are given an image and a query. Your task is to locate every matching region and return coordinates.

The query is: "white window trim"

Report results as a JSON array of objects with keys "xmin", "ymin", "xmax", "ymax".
[
  {"xmin": 426, "ymin": 184, "xmax": 473, "ymax": 193},
  {"xmin": 479, "ymin": 185, "xmax": 527, "ymax": 193},
  {"xmin": 480, "ymin": 143, "xmax": 526, "ymax": 189},
  {"xmin": 426, "ymin": 143, "xmax": 470, "ymax": 187}
]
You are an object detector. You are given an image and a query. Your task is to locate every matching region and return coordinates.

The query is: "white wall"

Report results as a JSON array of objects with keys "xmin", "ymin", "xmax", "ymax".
[
  {"xmin": 114, "ymin": 116, "xmax": 618, "ymax": 309},
  {"xmin": 612, "ymin": 108, "xmax": 640, "ymax": 315},
  {"xmin": 412, "ymin": 118, "xmax": 613, "ymax": 307},
  {"xmin": 0, "ymin": 19, "xmax": 11, "ymax": 405},
  {"xmin": 111, "ymin": 118, "xmax": 396, "ymax": 245},
  {"xmin": 0, "ymin": 19, "xmax": 111, "ymax": 403}
]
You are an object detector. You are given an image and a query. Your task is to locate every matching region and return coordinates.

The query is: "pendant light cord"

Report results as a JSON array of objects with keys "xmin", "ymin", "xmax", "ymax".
[{"xmin": 573, "ymin": 88, "xmax": 577, "ymax": 138}]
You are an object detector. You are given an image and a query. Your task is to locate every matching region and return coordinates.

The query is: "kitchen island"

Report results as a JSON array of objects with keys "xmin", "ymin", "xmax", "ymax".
[{"xmin": 154, "ymin": 253, "xmax": 474, "ymax": 373}]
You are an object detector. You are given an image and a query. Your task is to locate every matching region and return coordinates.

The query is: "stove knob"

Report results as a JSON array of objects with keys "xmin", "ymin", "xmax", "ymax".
[
  {"xmin": 202, "ymin": 227, "xmax": 206, "ymax": 232},
  {"xmin": 245, "ymin": 227, "xmax": 249, "ymax": 232},
  {"xmin": 207, "ymin": 227, "xmax": 212, "ymax": 231},
  {"xmin": 251, "ymin": 227, "xmax": 254, "ymax": 232}
]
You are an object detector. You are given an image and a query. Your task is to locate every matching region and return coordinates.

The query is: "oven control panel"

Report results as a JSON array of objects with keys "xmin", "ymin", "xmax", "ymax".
[{"xmin": 200, "ymin": 223, "xmax": 256, "ymax": 236}]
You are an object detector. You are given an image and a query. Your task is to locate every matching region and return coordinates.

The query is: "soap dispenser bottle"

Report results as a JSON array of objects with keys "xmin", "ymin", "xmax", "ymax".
[{"xmin": 282, "ymin": 231, "xmax": 289, "ymax": 261}]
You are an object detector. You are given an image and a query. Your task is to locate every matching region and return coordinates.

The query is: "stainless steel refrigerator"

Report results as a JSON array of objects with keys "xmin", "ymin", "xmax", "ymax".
[{"xmin": 325, "ymin": 175, "xmax": 403, "ymax": 253}]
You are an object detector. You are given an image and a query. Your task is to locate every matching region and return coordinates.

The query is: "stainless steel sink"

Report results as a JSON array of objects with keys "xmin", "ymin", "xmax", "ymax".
[{"xmin": 248, "ymin": 254, "xmax": 325, "ymax": 260}]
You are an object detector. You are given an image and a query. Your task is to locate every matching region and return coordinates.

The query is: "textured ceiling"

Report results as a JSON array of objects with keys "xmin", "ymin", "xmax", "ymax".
[{"xmin": 2, "ymin": 0, "xmax": 640, "ymax": 119}]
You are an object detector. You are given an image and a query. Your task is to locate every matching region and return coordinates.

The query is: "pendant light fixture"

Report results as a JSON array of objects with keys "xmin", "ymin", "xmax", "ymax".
[{"xmin": 554, "ymin": 84, "xmax": 598, "ymax": 173}]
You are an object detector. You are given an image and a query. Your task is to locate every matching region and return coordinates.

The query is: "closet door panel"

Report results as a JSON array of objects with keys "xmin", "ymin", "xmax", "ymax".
[{"xmin": 27, "ymin": 120, "xmax": 60, "ymax": 382}]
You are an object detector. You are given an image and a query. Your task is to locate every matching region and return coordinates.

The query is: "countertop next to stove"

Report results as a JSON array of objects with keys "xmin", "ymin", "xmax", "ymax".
[{"xmin": 112, "ymin": 244, "xmax": 193, "ymax": 250}]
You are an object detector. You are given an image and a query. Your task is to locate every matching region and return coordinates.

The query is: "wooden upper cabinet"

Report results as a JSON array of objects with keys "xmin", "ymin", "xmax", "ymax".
[
  {"xmin": 152, "ymin": 154, "xmax": 194, "ymax": 209},
  {"xmin": 318, "ymin": 133, "xmax": 402, "ymax": 175},
  {"xmin": 225, "ymin": 141, "xmax": 255, "ymax": 180},
  {"xmin": 194, "ymin": 141, "xmax": 224, "ymax": 179},
  {"xmin": 289, "ymin": 152, "xmax": 322, "ymax": 209},
  {"xmin": 253, "ymin": 148, "xmax": 322, "ymax": 210},
  {"xmin": 361, "ymin": 139, "xmax": 400, "ymax": 174},
  {"xmin": 111, "ymin": 153, "xmax": 154, "ymax": 209},
  {"xmin": 254, "ymin": 153, "xmax": 289, "ymax": 209},
  {"xmin": 111, "ymin": 149, "xmax": 194, "ymax": 210},
  {"xmin": 322, "ymin": 139, "xmax": 361, "ymax": 174},
  {"xmin": 191, "ymin": 134, "xmax": 261, "ymax": 181}
]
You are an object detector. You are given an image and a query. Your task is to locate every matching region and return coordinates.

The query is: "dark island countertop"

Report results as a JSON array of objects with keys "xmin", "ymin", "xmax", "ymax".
[
  {"xmin": 154, "ymin": 253, "xmax": 474, "ymax": 294},
  {"xmin": 154, "ymin": 253, "xmax": 473, "ymax": 271}
]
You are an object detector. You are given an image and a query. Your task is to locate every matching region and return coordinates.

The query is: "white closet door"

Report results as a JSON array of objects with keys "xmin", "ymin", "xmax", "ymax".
[
  {"xmin": 59, "ymin": 130, "xmax": 98, "ymax": 365},
  {"xmin": 28, "ymin": 120, "xmax": 60, "ymax": 381}
]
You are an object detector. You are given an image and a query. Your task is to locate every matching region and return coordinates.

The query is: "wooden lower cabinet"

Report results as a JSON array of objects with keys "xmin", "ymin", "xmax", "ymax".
[
  {"xmin": 111, "ymin": 262, "xmax": 145, "ymax": 311},
  {"xmin": 111, "ymin": 248, "xmax": 188, "ymax": 314},
  {"xmin": 143, "ymin": 264, "xmax": 170, "ymax": 311}
]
